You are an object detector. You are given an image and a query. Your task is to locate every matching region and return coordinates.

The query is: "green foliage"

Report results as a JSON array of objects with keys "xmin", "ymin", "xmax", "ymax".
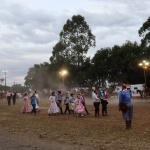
[
  {"xmin": 24, "ymin": 62, "xmax": 52, "ymax": 90},
  {"xmin": 90, "ymin": 41, "xmax": 147, "ymax": 86},
  {"xmin": 0, "ymin": 78, "xmax": 4, "ymax": 84},
  {"xmin": 59, "ymin": 14, "xmax": 95, "ymax": 66},
  {"xmin": 11, "ymin": 84, "xmax": 28, "ymax": 93},
  {"xmin": 0, "ymin": 85, "xmax": 10, "ymax": 91},
  {"xmin": 139, "ymin": 16, "xmax": 150, "ymax": 47},
  {"xmin": 24, "ymin": 15, "xmax": 150, "ymax": 90}
]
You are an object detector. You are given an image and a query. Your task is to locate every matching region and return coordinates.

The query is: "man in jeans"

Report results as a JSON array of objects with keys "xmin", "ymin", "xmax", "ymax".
[{"xmin": 119, "ymin": 85, "xmax": 133, "ymax": 129}]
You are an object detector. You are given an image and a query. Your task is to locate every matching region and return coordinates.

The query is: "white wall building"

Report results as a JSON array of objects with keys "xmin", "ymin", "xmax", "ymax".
[{"xmin": 115, "ymin": 84, "xmax": 144, "ymax": 97}]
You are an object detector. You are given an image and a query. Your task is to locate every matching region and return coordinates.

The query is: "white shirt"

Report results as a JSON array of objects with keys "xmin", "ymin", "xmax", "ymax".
[
  {"xmin": 49, "ymin": 95, "xmax": 56, "ymax": 103},
  {"xmin": 92, "ymin": 92, "xmax": 100, "ymax": 102},
  {"xmin": 7, "ymin": 91, "xmax": 12, "ymax": 97},
  {"xmin": 35, "ymin": 93, "xmax": 39, "ymax": 99}
]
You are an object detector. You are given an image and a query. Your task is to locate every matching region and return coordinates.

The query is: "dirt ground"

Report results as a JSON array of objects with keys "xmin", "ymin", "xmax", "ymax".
[{"xmin": 0, "ymin": 96, "xmax": 150, "ymax": 150}]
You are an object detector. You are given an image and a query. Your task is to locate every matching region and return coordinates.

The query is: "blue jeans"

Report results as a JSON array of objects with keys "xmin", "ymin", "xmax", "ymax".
[
  {"xmin": 31, "ymin": 104, "xmax": 36, "ymax": 114},
  {"xmin": 122, "ymin": 103, "xmax": 133, "ymax": 121}
]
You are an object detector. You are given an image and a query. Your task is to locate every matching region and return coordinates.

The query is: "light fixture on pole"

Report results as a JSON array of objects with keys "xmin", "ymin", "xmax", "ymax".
[
  {"xmin": 3, "ymin": 70, "xmax": 7, "ymax": 90},
  {"xmin": 59, "ymin": 70, "xmax": 67, "ymax": 89},
  {"xmin": 139, "ymin": 60, "xmax": 149, "ymax": 87}
]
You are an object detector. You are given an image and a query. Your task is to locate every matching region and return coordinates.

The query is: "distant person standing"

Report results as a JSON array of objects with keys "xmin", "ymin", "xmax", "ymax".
[
  {"xmin": 21, "ymin": 92, "xmax": 31, "ymax": 113},
  {"xmin": 69, "ymin": 93, "xmax": 75, "ymax": 114},
  {"xmin": 31, "ymin": 94, "xmax": 37, "ymax": 115},
  {"xmin": 12, "ymin": 91, "xmax": 17, "ymax": 105},
  {"xmin": 92, "ymin": 90, "xmax": 100, "ymax": 117},
  {"xmin": 48, "ymin": 92, "xmax": 59, "ymax": 115},
  {"xmin": 64, "ymin": 93, "xmax": 70, "ymax": 114},
  {"xmin": 80, "ymin": 93, "xmax": 90, "ymax": 115},
  {"xmin": 74, "ymin": 94, "xmax": 85, "ymax": 117},
  {"xmin": 6, "ymin": 90, "xmax": 12, "ymax": 106},
  {"xmin": 34, "ymin": 91, "xmax": 40, "ymax": 105},
  {"xmin": 101, "ymin": 88, "xmax": 108, "ymax": 116},
  {"xmin": 119, "ymin": 85, "xmax": 133, "ymax": 129},
  {"xmin": 34, "ymin": 91, "xmax": 40, "ymax": 111},
  {"xmin": 56, "ymin": 91, "xmax": 63, "ymax": 114}
]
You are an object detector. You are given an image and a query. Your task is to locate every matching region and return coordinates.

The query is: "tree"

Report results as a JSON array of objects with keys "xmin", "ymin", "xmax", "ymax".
[
  {"xmin": 139, "ymin": 16, "xmax": 150, "ymax": 47},
  {"xmin": 24, "ymin": 62, "xmax": 51, "ymax": 90},
  {"xmin": 0, "ymin": 78, "xmax": 4, "ymax": 85},
  {"xmin": 91, "ymin": 48, "xmax": 111, "ymax": 87},
  {"xmin": 11, "ymin": 84, "xmax": 28, "ymax": 94},
  {"xmin": 50, "ymin": 41, "xmax": 67, "ymax": 65},
  {"xmin": 59, "ymin": 14, "xmax": 96, "ymax": 67},
  {"xmin": 89, "ymin": 41, "xmax": 145, "ymax": 88},
  {"xmin": 49, "ymin": 14, "xmax": 96, "ymax": 87}
]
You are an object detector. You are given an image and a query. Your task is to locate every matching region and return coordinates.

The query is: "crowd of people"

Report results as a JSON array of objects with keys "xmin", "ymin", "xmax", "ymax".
[
  {"xmin": 47, "ymin": 91, "xmax": 88, "ymax": 117},
  {"xmin": 5, "ymin": 85, "xmax": 133, "ymax": 130},
  {"xmin": 19, "ymin": 89, "xmax": 109, "ymax": 117}
]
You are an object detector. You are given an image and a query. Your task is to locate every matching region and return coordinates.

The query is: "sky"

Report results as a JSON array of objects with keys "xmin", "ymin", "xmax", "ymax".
[{"xmin": 0, "ymin": 0, "xmax": 150, "ymax": 86}]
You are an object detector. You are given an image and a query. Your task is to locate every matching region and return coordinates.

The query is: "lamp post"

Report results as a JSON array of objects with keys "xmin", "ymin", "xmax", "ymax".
[
  {"xmin": 3, "ymin": 70, "xmax": 7, "ymax": 91},
  {"xmin": 59, "ymin": 70, "xmax": 67, "ymax": 89},
  {"xmin": 139, "ymin": 60, "xmax": 149, "ymax": 87}
]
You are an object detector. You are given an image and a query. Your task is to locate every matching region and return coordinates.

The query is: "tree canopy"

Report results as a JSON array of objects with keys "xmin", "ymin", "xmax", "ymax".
[
  {"xmin": 59, "ymin": 14, "xmax": 95, "ymax": 67},
  {"xmin": 139, "ymin": 16, "xmax": 150, "ymax": 47},
  {"xmin": 23, "ymin": 15, "xmax": 150, "ymax": 92}
]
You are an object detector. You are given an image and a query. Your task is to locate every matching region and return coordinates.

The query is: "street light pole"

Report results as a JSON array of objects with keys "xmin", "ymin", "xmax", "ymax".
[
  {"xmin": 62, "ymin": 75, "xmax": 64, "ymax": 88},
  {"xmin": 3, "ymin": 70, "xmax": 7, "ymax": 91},
  {"xmin": 59, "ymin": 70, "xmax": 67, "ymax": 90},
  {"xmin": 139, "ymin": 60, "xmax": 149, "ymax": 87},
  {"xmin": 143, "ymin": 68, "xmax": 146, "ymax": 87}
]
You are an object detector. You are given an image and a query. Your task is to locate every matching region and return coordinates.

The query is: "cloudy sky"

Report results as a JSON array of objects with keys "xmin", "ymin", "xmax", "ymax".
[{"xmin": 0, "ymin": 0, "xmax": 150, "ymax": 86}]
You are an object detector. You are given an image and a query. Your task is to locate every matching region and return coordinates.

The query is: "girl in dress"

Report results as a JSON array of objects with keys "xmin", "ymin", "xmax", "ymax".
[
  {"xmin": 48, "ymin": 92, "xmax": 59, "ymax": 115},
  {"xmin": 69, "ymin": 93, "xmax": 75, "ymax": 114},
  {"xmin": 74, "ymin": 94, "xmax": 85, "ymax": 117},
  {"xmin": 21, "ymin": 92, "xmax": 31, "ymax": 113},
  {"xmin": 34, "ymin": 91, "xmax": 40, "ymax": 111}
]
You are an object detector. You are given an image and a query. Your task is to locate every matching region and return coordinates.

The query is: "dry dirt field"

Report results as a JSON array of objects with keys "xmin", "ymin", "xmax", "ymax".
[{"xmin": 0, "ymin": 97, "xmax": 150, "ymax": 150}]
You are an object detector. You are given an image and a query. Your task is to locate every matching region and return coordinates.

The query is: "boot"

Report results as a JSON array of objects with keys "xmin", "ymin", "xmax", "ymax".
[
  {"xmin": 102, "ymin": 110, "xmax": 104, "ymax": 116},
  {"xmin": 126, "ymin": 121, "xmax": 130, "ymax": 130},
  {"xmin": 95, "ymin": 112, "xmax": 97, "ymax": 117},
  {"xmin": 128, "ymin": 120, "xmax": 132, "ymax": 129},
  {"xmin": 60, "ymin": 108, "xmax": 63, "ymax": 114},
  {"xmin": 105, "ymin": 110, "xmax": 107, "ymax": 116}
]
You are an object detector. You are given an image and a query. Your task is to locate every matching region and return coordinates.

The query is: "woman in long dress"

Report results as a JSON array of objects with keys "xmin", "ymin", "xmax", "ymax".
[
  {"xmin": 21, "ymin": 92, "xmax": 31, "ymax": 113},
  {"xmin": 74, "ymin": 94, "xmax": 85, "ymax": 117},
  {"xmin": 48, "ymin": 92, "xmax": 59, "ymax": 115}
]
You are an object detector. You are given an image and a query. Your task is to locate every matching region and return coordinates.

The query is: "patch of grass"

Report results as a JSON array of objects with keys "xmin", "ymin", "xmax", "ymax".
[{"xmin": 0, "ymin": 99, "xmax": 150, "ymax": 150}]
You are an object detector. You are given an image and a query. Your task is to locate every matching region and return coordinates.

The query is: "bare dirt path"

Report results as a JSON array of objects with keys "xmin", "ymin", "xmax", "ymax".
[{"xmin": 0, "ymin": 129, "xmax": 94, "ymax": 150}]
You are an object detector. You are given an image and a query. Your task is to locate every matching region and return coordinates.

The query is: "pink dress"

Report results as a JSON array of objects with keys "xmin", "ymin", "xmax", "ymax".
[
  {"xmin": 48, "ymin": 96, "xmax": 59, "ymax": 114},
  {"xmin": 21, "ymin": 96, "xmax": 31, "ymax": 113},
  {"xmin": 74, "ymin": 98, "xmax": 85, "ymax": 114}
]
